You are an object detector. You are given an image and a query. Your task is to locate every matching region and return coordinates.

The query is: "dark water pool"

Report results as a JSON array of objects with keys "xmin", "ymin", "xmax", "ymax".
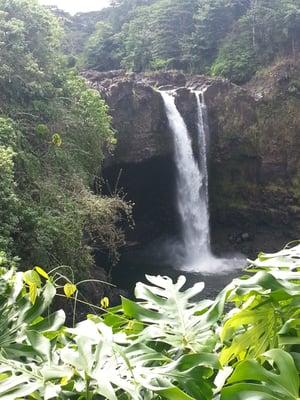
[{"xmin": 112, "ymin": 242, "xmax": 246, "ymax": 300}]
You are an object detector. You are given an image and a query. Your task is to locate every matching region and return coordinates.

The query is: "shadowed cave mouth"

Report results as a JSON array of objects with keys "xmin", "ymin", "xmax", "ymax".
[{"xmin": 102, "ymin": 155, "xmax": 179, "ymax": 248}]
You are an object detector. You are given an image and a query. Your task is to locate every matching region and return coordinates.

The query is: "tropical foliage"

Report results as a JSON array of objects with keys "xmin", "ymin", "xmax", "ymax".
[
  {"xmin": 211, "ymin": 0, "xmax": 300, "ymax": 83},
  {"xmin": 0, "ymin": 0, "xmax": 132, "ymax": 278},
  {"xmin": 0, "ymin": 243, "xmax": 300, "ymax": 399},
  {"xmin": 82, "ymin": 0, "xmax": 300, "ymax": 83}
]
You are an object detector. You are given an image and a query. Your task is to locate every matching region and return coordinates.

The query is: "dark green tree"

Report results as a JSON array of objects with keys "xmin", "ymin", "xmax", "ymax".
[
  {"xmin": 212, "ymin": 0, "xmax": 300, "ymax": 83},
  {"xmin": 84, "ymin": 22, "xmax": 123, "ymax": 70},
  {"xmin": 120, "ymin": 0, "xmax": 198, "ymax": 71},
  {"xmin": 0, "ymin": 0, "xmax": 62, "ymax": 102},
  {"xmin": 187, "ymin": 0, "xmax": 250, "ymax": 73}
]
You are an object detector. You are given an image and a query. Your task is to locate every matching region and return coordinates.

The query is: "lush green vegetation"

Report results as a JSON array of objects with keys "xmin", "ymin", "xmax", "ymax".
[
  {"xmin": 0, "ymin": 0, "xmax": 132, "ymax": 278},
  {"xmin": 82, "ymin": 0, "xmax": 300, "ymax": 83},
  {"xmin": 0, "ymin": 243, "xmax": 299, "ymax": 399},
  {"xmin": 2, "ymin": 1, "xmax": 300, "ymax": 398}
]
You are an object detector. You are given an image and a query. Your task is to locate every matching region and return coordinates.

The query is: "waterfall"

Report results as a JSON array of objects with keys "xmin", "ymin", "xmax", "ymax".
[
  {"xmin": 194, "ymin": 90, "xmax": 211, "ymax": 252},
  {"xmin": 160, "ymin": 90, "xmax": 213, "ymax": 268}
]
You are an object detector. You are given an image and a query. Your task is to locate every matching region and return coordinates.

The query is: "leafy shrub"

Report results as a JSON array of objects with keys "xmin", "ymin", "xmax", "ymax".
[
  {"xmin": 0, "ymin": 0, "xmax": 131, "ymax": 278},
  {"xmin": 0, "ymin": 146, "xmax": 19, "ymax": 252},
  {"xmin": 1, "ymin": 243, "xmax": 300, "ymax": 398}
]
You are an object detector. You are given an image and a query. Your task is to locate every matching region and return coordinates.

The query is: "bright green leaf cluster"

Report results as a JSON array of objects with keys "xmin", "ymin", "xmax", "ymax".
[{"xmin": 1, "ymin": 243, "xmax": 300, "ymax": 398}]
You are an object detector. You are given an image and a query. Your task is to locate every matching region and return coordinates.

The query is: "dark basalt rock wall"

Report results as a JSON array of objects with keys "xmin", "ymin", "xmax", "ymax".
[
  {"xmin": 207, "ymin": 61, "xmax": 300, "ymax": 254},
  {"xmin": 85, "ymin": 65, "xmax": 300, "ymax": 254}
]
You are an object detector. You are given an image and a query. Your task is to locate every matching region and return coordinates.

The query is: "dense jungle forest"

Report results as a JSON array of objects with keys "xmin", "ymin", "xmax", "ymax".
[
  {"xmin": 1, "ymin": 0, "xmax": 300, "ymax": 398},
  {"xmin": 81, "ymin": 0, "xmax": 300, "ymax": 82}
]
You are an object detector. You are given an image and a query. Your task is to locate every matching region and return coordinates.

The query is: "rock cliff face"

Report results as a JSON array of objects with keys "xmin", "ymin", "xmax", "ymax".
[
  {"xmin": 85, "ymin": 63, "xmax": 300, "ymax": 254},
  {"xmin": 208, "ymin": 61, "xmax": 300, "ymax": 253}
]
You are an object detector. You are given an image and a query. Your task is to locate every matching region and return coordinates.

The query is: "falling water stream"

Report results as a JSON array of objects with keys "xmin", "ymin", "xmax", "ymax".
[
  {"xmin": 194, "ymin": 90, "xmax": 211, "ymax": 252},
  {"xmin": 160, "ymin": 89, "xmax": 243, "ymax": 273},
  {"xmin": 160, "ymin": 90, "xmax": 210, "ymax": 266}
]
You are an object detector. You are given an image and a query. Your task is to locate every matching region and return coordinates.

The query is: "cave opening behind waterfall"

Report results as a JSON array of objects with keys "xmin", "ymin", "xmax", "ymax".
[{"xmin": 102, "ymin": 155, "xmax": 179, "ymax": 247}]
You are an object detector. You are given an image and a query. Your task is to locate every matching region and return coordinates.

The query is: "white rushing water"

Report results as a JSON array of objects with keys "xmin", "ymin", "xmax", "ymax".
[
  {"xmin": 161, "ymin": 89, "xmax": 242, "ymax": 273},
  {"xmin": 160, "ymin": 90, "xmax": 211, "ymax": 267},
  {"xmin": 194, "ymin": 90, "xmax": 211, "ymax": 251}
]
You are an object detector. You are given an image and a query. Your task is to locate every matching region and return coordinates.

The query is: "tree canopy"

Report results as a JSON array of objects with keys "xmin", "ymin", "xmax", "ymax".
[{"xmin": 82, "ymin": 0, "xmax": 300, "ymax": 83}]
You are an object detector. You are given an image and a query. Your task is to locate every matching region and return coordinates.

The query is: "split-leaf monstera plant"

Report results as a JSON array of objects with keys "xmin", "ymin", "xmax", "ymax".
[{"xmin": 0, "ymin": 242, "xmax": 300, "ymax": 399}]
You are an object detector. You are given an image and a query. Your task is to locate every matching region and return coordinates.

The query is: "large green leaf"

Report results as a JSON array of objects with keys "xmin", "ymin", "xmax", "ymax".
[
  {"xmin": 123, "ymin": 275, "xmax": 220, "ymax": 353},
  {"xmin": 0, "ymin": 269, "xmax": 68, "ymax": 399},
  {"xmin": 229, "ymin": 271, "xmax": 300, "ymax": 302},
  {"xmin": 247, "ymin": 242, "xmax": 300, "ymax": 272},
  {"xmin": 0, "ymin": 275, "xmax": 59, "ymax": 350},
  {"xmin": 221, "ymin": 349, "xmax": 299, "ymax": 400},
  {"xmin": 61, "ymin": 319, "xmax": 143, "ymax": 400},
  {"xmin": 0, "ymin": 355, "xmax": 71, "ymax": 400},
  {"xmin": 220, "ymin": 245, "xmax": 300, "ymax": 366},
  {"xmin": 220, "ymin": 302, "xmax": 280, "ymax": 365},
  {"xmin": 278, "ymin": 318, "xmax": 300, "ymax": 346},
  {"xmin": 60, "ymin": 312, "xmax": 219, "ymax": 400}
]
